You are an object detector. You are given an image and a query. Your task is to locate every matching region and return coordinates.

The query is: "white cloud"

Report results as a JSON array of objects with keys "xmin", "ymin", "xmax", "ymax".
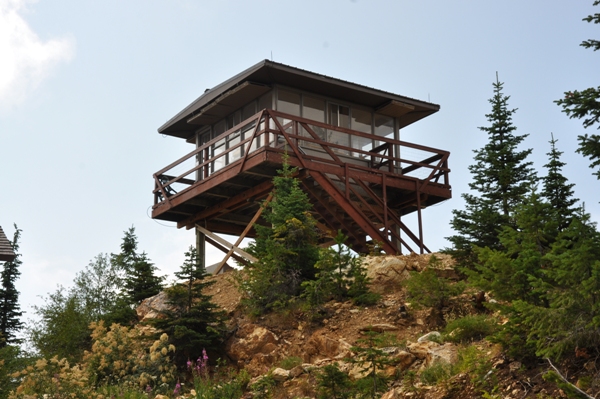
[{"xmin": 0, "ymin": 0, "xmax": 74, "ymax": 110}]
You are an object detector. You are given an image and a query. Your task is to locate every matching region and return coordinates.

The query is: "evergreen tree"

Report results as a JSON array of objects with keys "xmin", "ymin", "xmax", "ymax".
[
  {"xmin": 517, "ymin": 209, "xmax": 600, "ymax": 360},
  {"xmin": 124, "ymin": 252, "xmax": 163, "ymax": 305},
  {"xmin": 541, "ymin": 134, "xmax": 579, "ymax": 231},
  {"xmin": 302, "ymin": 231, "xmax": 379, "ymax": 313},
  {"xmin": 556, "ymin": 1, "xmax": 600, "ymax": 180},
  {"xmin": 111, "ymin": 226, "xmax": 138, "ymax": 274},
  {"xmin": 472, "ymin": 191, "xmax": 554, "ymax": 305},
  {"xmin": 110, "ymin": 227, "xmax": 164, "ymax": 324},
  {"xmin": 0, "ymin": 224, "xmax": 23, "ymax": 347},
  {"xmin": 448, "ymin": 76, "xmax": 536, "ymax": 261},
  {"xmin": 241, "ymin": 159, "xmax": 320, "ymax": 314},
  {"xmin": 151, "ymin": 246, "xmax": 225, "ymax": 367}
]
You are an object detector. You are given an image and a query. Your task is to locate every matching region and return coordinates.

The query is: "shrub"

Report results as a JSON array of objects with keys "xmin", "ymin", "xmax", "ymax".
[
  {"xmin": 302, "ymin": 231, "xmax": 380, "ymax": 310},
  {"xmin": 9, "ymin": 356, "xmax": 94, "ymax": 399},
  {"xmin": 420, "ymin": 361, "xmax": 452, "ymax": 385},
  {"xmin": 315, "ymin": 362, "xmax": 354, "ymax": 399},
  {"xmin": 443, "ymin": 315, "xmax": 497, "ymax": 343},
  {"xmin": 454, "ymin": 345, "xmax": 496, "ymax": 391},
  {"xmin": 251, "ymin": 373, "xmax": 278, "ymax": 399},
  {"xmin": 84, "ymin": 321, "xmax": 177, "ymax": 393},
  {"xmin": 278, "ymin": 356, "xmax": 303, "ymax": 370},
  {"xmin": 404, "ymin": 264, "xmax": 464, "ymax": 310}
]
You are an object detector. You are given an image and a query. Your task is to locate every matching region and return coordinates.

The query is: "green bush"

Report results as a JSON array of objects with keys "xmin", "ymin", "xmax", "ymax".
[
  {"xmin": 420, "ymin": 361, "xmax": 452, "ymax": 385},
  {"xmin": 278, "ymin": 356, "xmax": 303, "ymax": 370},
  {"xmin": 454, "ymin": 345, "xmax": 496, "ymax": 390},
  {"xmin": 443, "ymin": 315, "xmax": 497, "ymax": 343},
  {"xmin": 251, "ymin": 373, "xmax": 278, "ymax": 399},
  {"xmin": 404, "ymin": 261, "xmax": 464, "ymax": 310},
  {"xmin": 302, "ymin": 231, "xmax": 380, "ymax": 310}
]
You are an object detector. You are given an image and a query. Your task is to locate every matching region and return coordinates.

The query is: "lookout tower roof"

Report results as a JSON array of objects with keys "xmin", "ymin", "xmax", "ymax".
[{"xmin": 158, "ymin": 59, "xmax": 440, "ymax": 140}]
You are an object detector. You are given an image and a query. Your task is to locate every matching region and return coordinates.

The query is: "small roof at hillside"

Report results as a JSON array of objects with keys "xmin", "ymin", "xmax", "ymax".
[
  {"xmin": 159, "ymin": 60, "xmax": 440, "ymax": 140},
  {"xmin": 0, "ymin": 226, "xmax": 16, "ymax": 262}
]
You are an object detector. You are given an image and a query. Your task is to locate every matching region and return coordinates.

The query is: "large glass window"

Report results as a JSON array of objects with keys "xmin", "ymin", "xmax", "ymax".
[
  {"xmin": 351, "ymin": 107, "xmax": 373, "ymax": 156},
  {"xmin": 242, "ymin": 102, "xmax": 256, "ymax": 120},
  {"xmin": 301, "ymin": 95, "xmax": 326, "ymax": 147},
  {"xmin": 276, "ymin": 89, "xmax": 301, "ymax": 116},
  {"xmin": 329, "ymin": 103, "xmax": 350, "ymax": 129},
  {"xmin": 258, "ymin": 92, "xmax": 272, "ymax": 111},
  {"xmin": 213, "ymin": 120, "xmax": 226, "ymax": 138},
  {"xmin": 303, "ymin": 96, "xmax": 325, "ymax": 122},
  {"xmin": 227, "ymin": 110, "xmax": 241, "ymax": 130},
  {"xmin": 328, "ymin": 104, "xmax": 350, "ymax": 155},
  {"xmin": 374, "ymin": 114, "xmax": 394, "ymax": 137}
]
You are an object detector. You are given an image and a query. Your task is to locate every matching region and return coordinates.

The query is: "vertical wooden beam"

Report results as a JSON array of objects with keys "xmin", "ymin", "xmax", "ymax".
[
  {"xmin": 196, "ymin": 225, "xmax": 206, "ymax": 269},
  {"xmin": 416, "ymin": 181, "xmax": 424, "ymax": 254},
  {"xmin": 382, "ymin": 173, "xmax": 388, "ymax": 238}
]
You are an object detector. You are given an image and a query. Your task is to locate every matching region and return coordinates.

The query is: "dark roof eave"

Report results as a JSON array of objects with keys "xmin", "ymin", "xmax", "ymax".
[{"xmin": 158, "ymin": 60, "xmax": 440, "ymax": 137}]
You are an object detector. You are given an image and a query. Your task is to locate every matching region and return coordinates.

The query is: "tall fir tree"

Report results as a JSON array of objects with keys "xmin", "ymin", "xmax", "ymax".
[
  {"xmin": 111, "ymin": 226, "xmax": 139, "ymax": 274},
  {"xmin": 151, "ymin": 246, "xmax": 225, "ymax": 368},
  {"xmin": 556, "ymin": 1, "xmax": 600, "ymax": 180},
  {"xmin": 0, "ymin": 225, "xmax": 23, "ymax": 347},
  {"xmin": 241, "ymin": 159, "xmax": 320, "ymax": 314},
  {"xmin": 109, "ymin": 227, "xmax": 163, "ymax": 324},
  {"xmin": 448, "ymin": 75, "xmax": 536, "ymax": 261},
  {"xmin": 541, "ymin": 134, "xmax": 579, "ymax": 231}
]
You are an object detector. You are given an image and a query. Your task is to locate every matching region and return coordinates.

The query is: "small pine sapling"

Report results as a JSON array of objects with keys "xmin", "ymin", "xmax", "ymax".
[
  {"xmin": 347, "ymin": 332, "xmax": 392, "ymax": 399},
  {"xmin": 315, "ymin": 362, "xmax": 355, "ymax": 399}
]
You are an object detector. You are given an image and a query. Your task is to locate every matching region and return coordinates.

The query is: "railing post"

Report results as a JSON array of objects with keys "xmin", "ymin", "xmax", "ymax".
[
  {"xmin": 265, "ymin": 113, "xmax": 270, "ymax": 147},
  {"xmin": 204, "ymin": 147, "xmax": 209, "ymax": 179}
]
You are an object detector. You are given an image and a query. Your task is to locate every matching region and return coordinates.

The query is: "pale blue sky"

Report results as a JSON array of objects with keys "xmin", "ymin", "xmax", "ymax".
[{"xmin": 1, "ymin": 0, "xmax": 599, "ymax": 320}]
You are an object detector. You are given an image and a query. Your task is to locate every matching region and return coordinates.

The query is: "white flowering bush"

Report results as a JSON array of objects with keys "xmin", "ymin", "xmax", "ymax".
[
  {"xmin": 10, "ymin": 321, "xmax": 177, "ymax": 397},
  {"xmin": 84, "ymin": 321, "xmax": 177, "ymax": 392}
]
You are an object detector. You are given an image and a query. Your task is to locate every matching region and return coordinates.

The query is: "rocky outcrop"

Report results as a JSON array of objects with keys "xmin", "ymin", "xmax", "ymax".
[
  {"xmin": 363, "ymin": 253, "xmax": 457, "ymax": 294},
  {"xmin": 137, "ymin": 291, "xmax": 172, "ymax": 322},
  {"xmin": 407, "ymin": 340, "xmax": 458, "ymax": 367},
  {"xmin": 363, "ymin": 256, "xmax": 412, "ymax": 293},
  {"xmin": 304, "ymin": 331, "xmax": 352, "ymax": 363},
  {"xmin": 226, "ymin": 323, "xmax": 278, "ymax": 359}
]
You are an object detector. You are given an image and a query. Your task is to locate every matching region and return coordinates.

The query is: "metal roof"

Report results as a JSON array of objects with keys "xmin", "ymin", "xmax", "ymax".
[
  {"xmin": 0, "ymin": 226, "xmax": 16, "ymax": 262},
  {"xmin": 158, "ymin": 60, "xmax": 440, "ymax": 140}
]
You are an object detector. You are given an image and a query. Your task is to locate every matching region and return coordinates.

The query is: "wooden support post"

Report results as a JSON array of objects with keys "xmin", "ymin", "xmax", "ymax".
[
  {"xmin": 213, "ymin": 193, "xmax": 273, "ymax": 275},
  {"xmin": 416, "ymin": 182, "xmax": 424, "ymax": 254},
  {"xmin": 195, "ymin": 225, "xmax": 206, "ymax": 269}
]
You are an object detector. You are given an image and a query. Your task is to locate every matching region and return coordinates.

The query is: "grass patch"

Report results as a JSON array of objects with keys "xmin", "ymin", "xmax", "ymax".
[
  {"xmin": 278, "ymin": 356, "xmax": 303, "ymax": 370},
  {"xmin": 443, "ymin": 315, "xmax": 497, "ymax": 343}
]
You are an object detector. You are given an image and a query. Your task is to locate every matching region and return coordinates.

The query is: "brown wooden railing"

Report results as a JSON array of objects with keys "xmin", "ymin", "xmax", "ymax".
[{"xmin": 153, "ymin": 109, "xmax": 450, "ymax": 207}]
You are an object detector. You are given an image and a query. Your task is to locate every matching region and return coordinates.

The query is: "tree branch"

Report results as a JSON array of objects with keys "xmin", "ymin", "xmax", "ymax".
[{"xmin": 546, "ymin": 358, "xmax": 596, "ymax": 399}]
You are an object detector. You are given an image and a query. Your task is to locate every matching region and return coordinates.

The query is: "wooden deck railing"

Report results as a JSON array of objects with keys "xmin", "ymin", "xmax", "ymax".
[{"xmin": 153, "ymin": 109, "xmax": 450, "ymax": 207}]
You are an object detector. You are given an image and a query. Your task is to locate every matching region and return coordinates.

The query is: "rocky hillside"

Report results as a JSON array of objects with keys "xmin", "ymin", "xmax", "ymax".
[{"xmin": 138, "ymin": 253, "xmax": 580, "ymax": 399}]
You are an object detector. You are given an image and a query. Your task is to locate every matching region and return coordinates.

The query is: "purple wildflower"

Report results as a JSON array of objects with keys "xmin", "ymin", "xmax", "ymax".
[{"xmin": 173, "ymin": 381, "xmax": 181, "ymax": 395}]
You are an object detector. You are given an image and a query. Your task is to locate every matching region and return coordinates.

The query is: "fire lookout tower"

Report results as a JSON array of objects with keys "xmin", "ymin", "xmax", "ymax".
[{"xmin": 152, "ymin": 61, "xmax": 451, "ymax": 270}]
